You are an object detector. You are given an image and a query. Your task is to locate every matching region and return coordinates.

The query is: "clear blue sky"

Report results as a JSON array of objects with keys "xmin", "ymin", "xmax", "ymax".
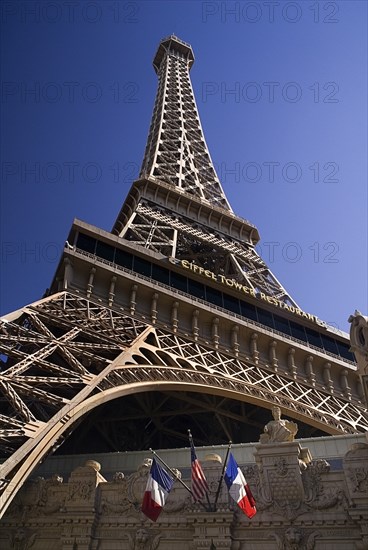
[{"xmin": 1, "ymin": 0, "xmax": 367, "ymax": 333}]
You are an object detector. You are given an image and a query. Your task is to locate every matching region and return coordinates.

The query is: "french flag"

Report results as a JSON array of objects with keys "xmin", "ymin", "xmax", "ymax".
[
  {"xmin": 224, "ymin": 452, "xmax": 257, "ymax": 518},
  {"xmin": 141, "ymin": 458, "xmax": 174, "ymax": 522}
]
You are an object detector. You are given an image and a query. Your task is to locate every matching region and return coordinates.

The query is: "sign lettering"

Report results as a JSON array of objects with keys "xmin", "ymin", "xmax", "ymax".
[{"xmin": 179, "ymin": 260, "xmax": 326, "ymax": 327}]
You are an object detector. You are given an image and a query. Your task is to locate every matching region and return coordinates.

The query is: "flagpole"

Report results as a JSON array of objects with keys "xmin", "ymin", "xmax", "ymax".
[
  {"xmin": 188, "ymin": 430, "xmax": 213, "ymax": 512},
  {"xmin": 149, "ymin": 448, "xmax": 208, "ymax": 512},
  {"xmin": 213, "ymin": 440, "xmax": 232, "ymax": 512},
  {"xmin": 150, "ymin": 448, "xmax": 191, "ymax": 493}
]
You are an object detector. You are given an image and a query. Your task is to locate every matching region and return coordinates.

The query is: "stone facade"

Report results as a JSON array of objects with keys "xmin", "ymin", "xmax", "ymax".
[{"xmin": 1, "ymin": 438, "xmax": 367, "ymax": 550}]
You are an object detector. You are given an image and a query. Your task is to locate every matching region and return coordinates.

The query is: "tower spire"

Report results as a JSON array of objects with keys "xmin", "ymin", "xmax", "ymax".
[
  {"xmin": 139, "ymin": 35, "xmax": 231, "ymax": 210},
  {"xmin": 113, "ymin": 35, "xmax": 298, "ymax": 307}
]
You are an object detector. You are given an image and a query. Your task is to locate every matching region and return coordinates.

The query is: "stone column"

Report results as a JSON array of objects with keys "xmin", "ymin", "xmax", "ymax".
[
  {"xmin": 254, "ymin": 442, "xmax": 312, "ymax": 513},
  {"xmin": 60, "ymin": 461, "xmax": 105, "ymax": 550}
]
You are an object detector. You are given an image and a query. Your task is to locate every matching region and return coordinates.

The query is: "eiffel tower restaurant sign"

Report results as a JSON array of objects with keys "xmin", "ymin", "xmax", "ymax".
[{"xmin": 179, "ymin": 259, "xmax": 326, "ymax": 326}]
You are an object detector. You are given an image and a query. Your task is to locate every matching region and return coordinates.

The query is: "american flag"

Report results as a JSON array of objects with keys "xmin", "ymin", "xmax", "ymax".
[{"xmin": 190, "ymin": 440, "xmax": 209, "ymax": 501}]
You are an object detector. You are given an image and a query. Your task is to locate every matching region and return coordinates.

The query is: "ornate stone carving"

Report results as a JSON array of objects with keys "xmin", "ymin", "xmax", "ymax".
[
  {"xmin": 348, "ymin": 467, "xmax": 368, "ymax": 493},
  {"xmin": 126, "ymin": 458, "xmax": 152, "ymax": 505},
  {"xmin": 8, "ymin": 529, "xmax": 36, "ymax": 550},
  {"xmin": 344, "ymin": 442, "xmax": 368, "ymax": 501},
  {"xmin": 68, "ymin": 480, "xmax": 94, "ymax": 501},
  {"xmin": 112, "ymin": 471, "xmax": 125, "ymax": 483},
  {"xmin": 270, "ymin": 528, "xmax": 320, "ymax": 550},
  {"xmin": 101, "ymin": 467, "xmax": 134, "ymax": 515},
  {"xmin": 303, "ymin": 459, "xmax": 347, "ymax": 511},
  {"xmin": 126, "ymin": 527, "xmax": 161, "ymax": 550},
  {"xmin": 100, "ymin": 496, "xmax": 135, "ymax": 515},
  {"xmin": 243, "ymin": 463, "xmax": 271, "ymax": 510},
  {"xmin": 30, "ymin": 474, "xmax": 64, "ymax": 515},
  {"xmin": 303, "ymin": 459, "xmax": 330, "ymax": 501}
]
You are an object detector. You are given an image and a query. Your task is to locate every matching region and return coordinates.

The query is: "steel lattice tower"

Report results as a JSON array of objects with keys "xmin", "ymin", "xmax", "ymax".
[{"xmin": 0, "ymin": 35, "xmax": 366, "ymax": 519}]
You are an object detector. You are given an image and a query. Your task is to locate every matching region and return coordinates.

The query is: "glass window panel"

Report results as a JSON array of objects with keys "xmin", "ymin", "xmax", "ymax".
[
  {"xmin": 257, "ymin": 309, "xmax": 275, "ymax": 329},
  {"xmin": 96, "ymin": 241, "xmax": 115, "ymax": 262},
  {"xmin": 206, "ymin": 287, "xmax": 223, "ymax": 307},
  {"xmin": 290, "ymin": 321, "xmax": 308, "ymax": 342},
  {"xmin": 305, "ymin": 328, "xmax": 323, "ymax": 349},
  {"xmin": 115, "ymin": 249, "xmax": 133, "ymax": 269},
  {"xmin": 223, "ymin": 294, "xmax": 240, "ymax": 314},
  {"xmin": 152, "ymin": 264, "xmax": 170, "ymax": 285},
  {"xmin": 273, "ymin": 314, "xmax": 291, "ymax": 336},
  {"xmin": 133, "ymin": 256, "xmax": 152, "ymax": 277},
  {"xmin": 170, "ymin": 272, "xmax": 187, "ymax": 292},
  {"xmin": 240, "ymin": 301, "xmax": 257, "ymax": 321},
  {"xmin": 188, "ymin": 278, "xmax": 205, "ymax": 299},
  {"xmin": 321, "ymin": 335, "xmax": 338, "ymax": 355},
  {"xmin": 76, "ymin": 233, "xmax": 96, "ymax": 254},
  {"xmin": 336, "ymin": 341, "xmax": 355, "ymax": 362}
]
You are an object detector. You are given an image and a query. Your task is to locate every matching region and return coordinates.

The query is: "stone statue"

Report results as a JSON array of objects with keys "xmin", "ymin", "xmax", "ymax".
[
  {"xmin": 260, "ymin": 406, "xmax": 298, "ymax": 443},
  {"xmin": 348, "ymin": 311, "xmax": 368, "ymax": 395}
]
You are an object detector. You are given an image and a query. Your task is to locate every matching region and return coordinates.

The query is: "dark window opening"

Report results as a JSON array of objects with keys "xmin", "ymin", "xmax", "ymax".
[
  {"xmin": 223, "ymin": 294, "xmax": 241, "ymax": 315},
  {"xmin": 321, "ymin": 335, "xmax": 338, "ymax": 355},
  {"xmin": 290, "ymin": 321, "xmax": 308, "ymax": 342},
  {"xmin": 115, "ymin": 249, "xmax": 133, "ymax": 269},
  {"xmin": 152, "ymin": 264, "xmax": 170, "ymax": 285},
  {"xmin": 257, "ymin": 309, "xmax": 274, "ymax": 329},
  {"xmin": 240, "ymin": 301, "xmax": 257, "ymax": 321},
  {"xmin": 305, "ymin": 328, "xmax": 322, "ymax": 349},
  {"xmin": 188, "ymin": 279, "xmax": 205, "ymax": 299},
  {"xmin": 206, "ymin": 287, "xmax": 223, "ymax": 307},
  {"xmin": 274, "ymin": 314, "xmax": 291, "ymax": 336},
  {"xmin": 133, "ymin": 256, "xmax": 151, "ymax": 277},
  {"xmin": 170, "ymin": 272, "xmax": 187, "ymax": 292},
  {"xmin": 96, "ymin": 241, "xmax": 115, "ymax": 262},
  {"xmin": 76, "ymin": 233, "xmax": 96, "ymax": 254},
  {"xmin": 336, "ymin": 342, "xmax": 355, "ymax": 362}
]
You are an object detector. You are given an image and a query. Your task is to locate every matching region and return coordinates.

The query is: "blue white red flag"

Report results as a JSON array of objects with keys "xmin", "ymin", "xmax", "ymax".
[
  {"xmin": 224, "ymin": 452, "xmax": 256, "ymax": 518},
  {"xmin": 190, "ymin": 440, "xmax": 209, "ymax": 501},
  {"xmin": 141, "ymin": 458, "xmax": 174, "ymax": 522}
]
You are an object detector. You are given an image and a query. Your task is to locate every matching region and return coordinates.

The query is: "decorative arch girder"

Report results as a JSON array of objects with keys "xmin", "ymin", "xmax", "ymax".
[{"xmin": 1, "ymin": 291, "xmax": 367, "ymax": 519}]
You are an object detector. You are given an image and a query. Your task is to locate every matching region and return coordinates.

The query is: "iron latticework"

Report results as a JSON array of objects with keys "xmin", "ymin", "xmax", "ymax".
[
  {"xmin": 140, "ymin": 36, "xmax": 230, "ymax": 209},
  {"xmin": 0, "ymin": 35, "xmax": 366, "ymax": 518},
  {"xmin": 113, "ymin": 36, "xmax": 297, "ymax": 306}
]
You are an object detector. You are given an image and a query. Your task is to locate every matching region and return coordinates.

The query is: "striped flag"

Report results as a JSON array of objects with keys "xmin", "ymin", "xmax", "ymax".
[
  {"xmin": 224, "ymin": 452, "xmax": 256, "ymax": 518},
  {"xmin": 141, "ymin": 458, "xmax": 174, "ymax": 522},
  {"xmin": 190, "ymin": 439, "xmax": 209, "ymax": 501}
]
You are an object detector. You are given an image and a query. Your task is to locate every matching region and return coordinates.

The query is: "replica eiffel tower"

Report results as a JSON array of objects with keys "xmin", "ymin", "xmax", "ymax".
[{"xmin": 0, "ymin": 35, "xmax": 367, "ymax": 518}]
